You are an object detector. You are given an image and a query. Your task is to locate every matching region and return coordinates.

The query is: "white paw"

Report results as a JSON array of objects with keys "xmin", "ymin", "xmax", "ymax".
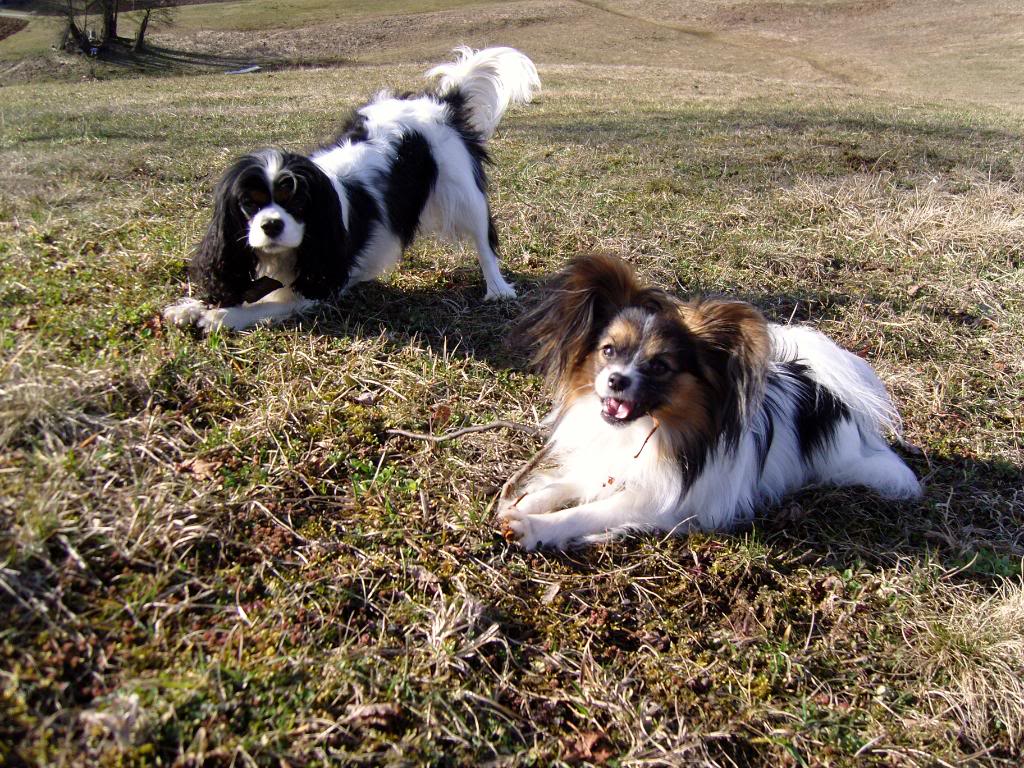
[
  {"xmin": 498, "ymin": 505, "xmax": 575, "ymax": 551},
  {"xmin": 498, "ymin": 505, "xmax": 541, "ymax": 550},
  {"xmin": 163, "ymin": 298, "xmax": 207, "ymax": 327},
  {"xmin": 484, "ymin": 281, "xmax": 517, "ymax": 301},
  {"xmin": 196, "ymin": 307, "xmax": 232, "ymax": 332}
]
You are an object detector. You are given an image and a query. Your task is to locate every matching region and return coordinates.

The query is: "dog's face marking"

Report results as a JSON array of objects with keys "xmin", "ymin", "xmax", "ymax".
[
  {"xmin": 590, "ymin": 308, "xmax": 698, "ymax": 425},
  {"xmin": 235, "ymin": 161, "xmax": 307, "ymax": 252}
]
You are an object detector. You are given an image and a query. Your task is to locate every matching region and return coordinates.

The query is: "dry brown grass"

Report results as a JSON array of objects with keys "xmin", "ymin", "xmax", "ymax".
[{"xmin": 1, "ymin": 5, "xmax": 1023, "ymax": 765}]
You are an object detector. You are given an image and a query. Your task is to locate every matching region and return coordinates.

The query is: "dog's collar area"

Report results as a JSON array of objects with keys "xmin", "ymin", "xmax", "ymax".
[{"xmin": 243, "ymin": 276, "xmax": 284, "ymax": 304}]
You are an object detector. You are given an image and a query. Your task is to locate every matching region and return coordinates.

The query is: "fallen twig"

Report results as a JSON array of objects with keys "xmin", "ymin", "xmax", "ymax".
[
  {"xmin": 633, "ymin": 416, "xmax": 660, "ymax": 459},
  {"xmin": 387, "ymin": 420, "xmax": 541, "ymax": 444}
]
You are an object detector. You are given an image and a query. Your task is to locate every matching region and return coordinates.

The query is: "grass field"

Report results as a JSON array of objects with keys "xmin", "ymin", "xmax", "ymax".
[{"xmin": 1, "ymin": 1, "xmax": 1023, "ymax": 765}]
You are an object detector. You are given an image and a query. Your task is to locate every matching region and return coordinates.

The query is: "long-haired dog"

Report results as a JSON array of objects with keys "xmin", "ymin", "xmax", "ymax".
[
  {"xmin": 163, "ymin": 47, "xmax": 540, "ymax": 332},
  {"xmin": 499, "ymin": 254, "xmax": 922, "ymax": 550}
]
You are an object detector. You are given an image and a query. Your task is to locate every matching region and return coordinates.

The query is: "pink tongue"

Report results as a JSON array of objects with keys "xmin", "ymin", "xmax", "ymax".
[{"xmin": 604, "ymin": 398, "xmax": 633, "ymax": 420}]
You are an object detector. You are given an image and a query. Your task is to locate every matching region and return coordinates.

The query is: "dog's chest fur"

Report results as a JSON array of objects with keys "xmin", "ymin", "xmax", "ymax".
[
  {"xmin": 549, "ymin": 394, "xmax": 682, "ymax": 504},
  {"xmin": 256, "ymin": 250, "xmax": 298, "ymax": 287}
]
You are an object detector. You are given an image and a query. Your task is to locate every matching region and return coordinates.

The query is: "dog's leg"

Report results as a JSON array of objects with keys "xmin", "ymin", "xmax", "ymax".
[
  {"xmin": 822, "ymin": 445, "xmax": 922, "ymax": 500},
  {"xmin": 503, "ymin": 493, "xmax": 674, "ymax": 550},
  {"xmin": 463, "ymin": 202, "xmax": 515, "ymax": 300},
  {"xmin": 345, "ymin": 231, "xmax": 403, "ymax": 285},
  {"xmin": 197, "ymin": 286, "xmax": 316, "ymax": 332},
  {"xmin": 812, "ymin": 420, "xmax": 923, "ymax": 500},
  {"xmin": 498, "ymin": 480, "xmax": 578, "ymax": 518}
]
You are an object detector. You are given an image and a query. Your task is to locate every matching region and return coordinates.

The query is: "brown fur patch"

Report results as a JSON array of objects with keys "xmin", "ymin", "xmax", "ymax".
[
  {"xmin": 600, "ymin": 315, "xmax": 644, "ymax": 357},
  {"xmin": 678, "ymin": 299, "xmax": 772, "ymax": 448},
  {"xmin": 652, "ymin": 372, "xmax": 719, "ymax": 472}
]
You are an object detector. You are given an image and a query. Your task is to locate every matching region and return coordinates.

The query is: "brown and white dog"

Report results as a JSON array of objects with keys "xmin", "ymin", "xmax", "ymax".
[{"xmin": 499, "ymin": 254, "xmax": 921, "ymax": 550}]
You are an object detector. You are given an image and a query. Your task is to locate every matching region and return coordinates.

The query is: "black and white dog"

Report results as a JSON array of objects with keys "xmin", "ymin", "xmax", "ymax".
[{"xmin": 164, "ymin": 47, "xmax": 540, "ymax": 332}]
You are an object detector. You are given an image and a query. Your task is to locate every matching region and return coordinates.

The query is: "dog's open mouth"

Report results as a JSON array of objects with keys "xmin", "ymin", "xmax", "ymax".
[{"xmin": 601, "ymin": 397, "xmax": 646, "ymax": 424}]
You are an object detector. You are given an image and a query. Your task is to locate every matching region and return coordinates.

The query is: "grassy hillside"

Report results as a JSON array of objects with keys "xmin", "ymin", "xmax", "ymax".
[{"xmin": 1, "ymin": 2, "xmax": 1023, "ymax": 766}]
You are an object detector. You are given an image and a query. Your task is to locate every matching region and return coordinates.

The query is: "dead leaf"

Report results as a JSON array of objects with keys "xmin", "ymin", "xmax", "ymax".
[
  {"xmin": 430, "ymin": 403, "xmax": 452, "ymax": 431},
  {"xmin": 540, "ymin": 582, "xmax": 561, "ymax": 604},
  {"xmin": 343, "ymin": 702, "xmax": 403, "ymax": 730},
  {"xmin": 567, "ymin": 731, "xmax": 615, "ymax": 765},
  {"xmin": 142, "ymin": 314, "xmax": 164, "ymax": 337},
  {"xmin": 175, "ymin": 457, "xmax": 225, "ymax": 481}
]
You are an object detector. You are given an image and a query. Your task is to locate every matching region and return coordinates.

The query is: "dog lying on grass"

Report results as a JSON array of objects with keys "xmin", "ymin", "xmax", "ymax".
[{"xmin": 499, "ymin": 253, "xmax": 921, "ymax": 550}]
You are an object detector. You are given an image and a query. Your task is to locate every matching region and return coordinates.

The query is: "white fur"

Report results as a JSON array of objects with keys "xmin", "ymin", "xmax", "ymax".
[
  {"xmin": 312, "ymin": 90, "xmax": 519, "ymax": 298},
  {"xmin": 427, "ymin": 46, "xmax": 541, "ymax": 139},
  {"xmin": 500, "ymin": 323, "xmax": 921, "ymax": 550},
  {"xmin": 247, "ymin": 206, "xmax": 304, "ymax": 251}
]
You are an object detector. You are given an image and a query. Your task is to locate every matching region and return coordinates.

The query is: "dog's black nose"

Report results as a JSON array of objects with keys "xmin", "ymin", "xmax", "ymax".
[
  {"xmin": 607, "ymin": 372, "xmax": 631, "ymax": 392},
  {"xmin": 261, "ymin": 218, "xmax": 284, "ymax": 238}
]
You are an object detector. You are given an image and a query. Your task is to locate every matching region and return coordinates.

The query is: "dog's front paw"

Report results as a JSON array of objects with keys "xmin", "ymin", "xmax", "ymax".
[
  {"xmin": 498, "ymin": 506, "xmax": 542, "ymax": 551},
  {"xmin": 163, "ymin": 298, "xmax": 207, "ymax": 327},
  {"xmin": 484, "ymin": 280, "xmax": 517, "ymax": 301}
]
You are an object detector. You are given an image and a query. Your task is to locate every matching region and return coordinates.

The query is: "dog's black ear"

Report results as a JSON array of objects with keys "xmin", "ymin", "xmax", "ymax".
[
  {"xmin": 289, "ymin": 157, "xmax": 350, "ymax": 300},
  {"xmin": 190, "ymin": 158, "xmax": 258, "ymax": 306}
]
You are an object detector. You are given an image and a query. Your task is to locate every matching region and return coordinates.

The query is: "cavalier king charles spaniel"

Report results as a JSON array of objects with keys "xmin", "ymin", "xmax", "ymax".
[
  {"xmin": 499, "ymin": 254, "xmax": 922, "ymax": 550},
  {"xmin": 164, "ymin": 46, "xmax": 540, "ymax": 332}
]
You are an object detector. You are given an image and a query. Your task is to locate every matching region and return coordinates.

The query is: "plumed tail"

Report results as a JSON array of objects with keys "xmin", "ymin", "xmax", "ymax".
[
  {"xmin": 512, "ymin": 253, "xmax": 675, "ymax": 402},
  {"xmin": 427, "ymin": 46, "xmax": 540, "ymax": 139},
  {"xmin": 769, "ymin": 324, "xmax": 903, "ymax": 436}
]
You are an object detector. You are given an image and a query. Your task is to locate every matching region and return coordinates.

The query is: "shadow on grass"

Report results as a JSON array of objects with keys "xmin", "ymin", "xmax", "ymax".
[
  {"xmin": 511, "ymin": 448, "xmax": 1023, "ymax": 585},
  {"xmin": 96, "ymin": 38, "xmax": 275, "ymax": 75},
  {"xmin": 295, "ymin": 268, "xmax": 537, "ymax": 370},
  {"xmin": 751, "ymin": 450, "xmax": 1024, "ymax": 578},
  {"xmin": 263, "ymin": 273, "xmax": 1021, "ymax": 580}
]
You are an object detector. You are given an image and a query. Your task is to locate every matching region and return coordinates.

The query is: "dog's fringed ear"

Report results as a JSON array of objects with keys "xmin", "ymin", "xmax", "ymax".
[
  {"xmin": 289, "ymin": 157, "xmax": 350, "ymax": 301},
  {"xmin": 512, "ymin": 253, "xmax": 675, "ymax": 398},
  {"xmin": 681, "ymin": 299, "xmax": 772, "ymax": 448},
  {"xmin": 190, "ymin": 159, "xmax": 257, "ymax": 307}
]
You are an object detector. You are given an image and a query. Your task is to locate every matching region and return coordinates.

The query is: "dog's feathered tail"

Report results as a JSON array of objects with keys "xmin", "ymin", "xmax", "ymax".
[
  {"xmin": 427, "ymin": 46, "xmax": 540, "ymax": 139},
  {"xmin": 769, "ymin": 324, "xmax": 904, "ymax": 437}
]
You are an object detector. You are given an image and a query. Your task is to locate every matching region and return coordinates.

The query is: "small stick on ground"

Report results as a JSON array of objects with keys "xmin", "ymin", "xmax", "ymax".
[{"xmin": 387, "ymin": 420, "xmax": 541, "ymax": 444}]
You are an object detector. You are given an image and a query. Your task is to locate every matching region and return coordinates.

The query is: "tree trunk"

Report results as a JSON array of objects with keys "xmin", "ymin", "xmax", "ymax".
[
  {"xmin": 63, "ymin": 18, "xmax": 90, "ymax": 53},
  {"xmin": 101, "ymin": 1, "xmax": 117, "ymax": 46},
  {"xmin": 133, "ymin": 9, "xmax": 151, "ymax": 52}
]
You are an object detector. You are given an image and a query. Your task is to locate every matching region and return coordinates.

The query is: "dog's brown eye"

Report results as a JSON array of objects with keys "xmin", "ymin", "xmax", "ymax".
[
  {"xmin": 646, "ymin": 358, "xmax": 669, "ymax": 375},
  {"xmin": 601, "ymin": 344, "xmax": 615, "ymax": 358},
  {"xmin": 248, "ymin": 189, "xmax": 270, "ymax": 206},
  {"xmin": 274, "ymin": 185, "xmax": 293, "ymax": 204}
]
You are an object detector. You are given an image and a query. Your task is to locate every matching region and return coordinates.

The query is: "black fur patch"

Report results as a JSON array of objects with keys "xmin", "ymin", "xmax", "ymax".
[
  {"xmin": 190, "ymin": 154, "xmax": 262, "ymax": 306},
  {"xmin": 753, "ymin": 379, "xmax": 786, "ymax": 475},
  {"xmin": 487, "ymin": 211, "xmax": 499, "ymax": 254},
  {"xmin": 242, "ymin": 276, "xmax": 284, "ymax": 303},
  {"xmin": 281, "ymin": 154, "xmax": 350, "ymax": 301},
  {"xmin": 441, "ymin": 91, "xmax": 490, "ymax": 192},
  {"xmin": 341, "ymin": 178, "xmax": 380, "ymax": 271},
  {"xmin": 337, "ymin": 110, "xmax": 370, "ymax": 144},
  {"xmin": 384, "ymin": 130, "xmax": 438, "ymax": 247},
  {"xmin": 780, "ymin": 361, "xmax": 850, "ymax": 459}
]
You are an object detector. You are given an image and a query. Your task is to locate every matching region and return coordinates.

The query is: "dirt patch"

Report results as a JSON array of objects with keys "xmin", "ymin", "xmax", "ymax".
[
  {"xmin": 712, "ymin": 0, "xmax": 894, "ymax": 28},
  {"xmin": 0, "ymin": 18, "xmax": 29, "ymax": 42}
]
